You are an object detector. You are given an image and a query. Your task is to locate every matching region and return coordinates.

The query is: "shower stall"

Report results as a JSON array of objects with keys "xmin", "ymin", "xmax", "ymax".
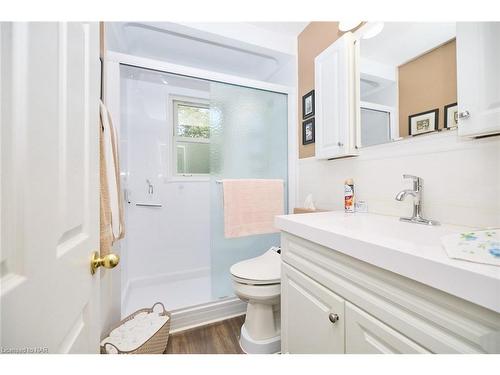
[{"xmin": 110, "ymin": 55, "xmax": 293, "ymax": 328}]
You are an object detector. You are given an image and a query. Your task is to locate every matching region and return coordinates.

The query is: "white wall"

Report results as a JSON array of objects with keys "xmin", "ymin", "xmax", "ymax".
[
  {"xmin": 120, "ymin": 72, "xmax": 211, "ymax": 303},
  {"xmin": 298, "ymin": 131, "xmax": 500, "ymax": 228}
]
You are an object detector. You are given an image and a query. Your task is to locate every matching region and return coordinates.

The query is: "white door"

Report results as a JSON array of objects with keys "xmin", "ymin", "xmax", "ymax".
[
  {"xmin": 1, "ymin": 22, "xmax": 101, "ymax": 353},
  {"xmin": 457, "ymin": 22, "xmax": 500, "ymax": 137},
  {"xmin": 281, "ymin": 264, "xmax": 345, "ymax": 354},
  {"xmin": 345, "ymin": 302, "xmax": 430, "ymax": 354},
  {"xmin": 314, "ymin": 32, "xmax": 356, "ymax": 160}
]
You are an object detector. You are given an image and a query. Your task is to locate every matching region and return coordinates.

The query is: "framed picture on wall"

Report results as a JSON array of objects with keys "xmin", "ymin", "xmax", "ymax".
[
  {"xmin": 444, "ymin": 102, "xmax": 458, "ymax": 129},
  {"xmin": 302, "ymin": 90, "xmax": 315, "ymax": 119},
  {"xmin": 408, "ymin": 109, "xmax": 439, "ymax": 136},
  {"xmin": 302, "ymin": 118, "xmax": 315, "ymax": 145}
]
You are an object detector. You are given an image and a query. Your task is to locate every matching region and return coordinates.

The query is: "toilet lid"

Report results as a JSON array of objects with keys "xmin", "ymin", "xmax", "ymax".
[{"xmin": 230, "ymin": 249, "xmax": 281, "ymax": 284}]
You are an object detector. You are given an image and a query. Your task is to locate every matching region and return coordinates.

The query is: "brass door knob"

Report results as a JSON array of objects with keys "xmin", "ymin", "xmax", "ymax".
[{"xmin": 90, "ymin": 251, "xmax": 120, "ymax": 275}]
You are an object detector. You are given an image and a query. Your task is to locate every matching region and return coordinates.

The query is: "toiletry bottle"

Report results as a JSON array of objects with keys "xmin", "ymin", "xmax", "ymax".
[{"xmin": 344, "ymin": 178, "xmax": 355, "ymax": 213}]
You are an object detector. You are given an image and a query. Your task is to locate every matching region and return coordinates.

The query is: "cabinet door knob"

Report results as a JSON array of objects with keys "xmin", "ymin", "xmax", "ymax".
[
  {"xmin": 337, "ymin": 142, "xmax": 344, "ymax": 147},
  {"xmin": 459, "ymin": 110, "xmax": 470, "ymax": 119},
  {"xmin": 328, "ymin": 313, "xmax": 339, "ymax": 324}
]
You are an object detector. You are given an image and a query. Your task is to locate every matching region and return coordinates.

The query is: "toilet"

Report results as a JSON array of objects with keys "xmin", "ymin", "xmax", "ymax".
[{"xmin": 230, "ymin": 247, "xmax": 281, "ymax": 354}]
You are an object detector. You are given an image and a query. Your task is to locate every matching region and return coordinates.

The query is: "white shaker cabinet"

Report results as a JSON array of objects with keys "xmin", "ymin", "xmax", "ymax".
[
  {"xmin": 314, "ymin": 32, "xmax": 358, "ymax": 159},
  {"xmin": 281, "ymin": 264, "xmax": 345, "ymax": 354},
  {"xmin": 457, "ymin": 22, "xmax": 500, "ymax": 137},
  {"xmin": 345, "ymin": 302, "xmax": 430, "ymax": 354},
  {"xmin": 281, "ymin": 263, "xmax": 429, "ymax": 354},
  {"xmin": 280, "ymin": 232, "xmax": 500, "ymax": 354}
]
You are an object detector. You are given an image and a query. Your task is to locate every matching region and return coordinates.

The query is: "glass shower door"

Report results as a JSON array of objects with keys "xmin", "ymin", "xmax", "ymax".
[{"xmin": 209, "ymin": 82, "xmax": 288, "ymax": 299}]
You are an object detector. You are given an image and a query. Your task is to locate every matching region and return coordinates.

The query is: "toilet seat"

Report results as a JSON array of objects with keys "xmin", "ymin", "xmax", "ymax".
[
  {"xmin": 231, "ymin": 275, "xmax": 279, "ymax": 286},
  {"xmin": 230, "ymin": 249, "xmax": 281, "ymax": 285}
]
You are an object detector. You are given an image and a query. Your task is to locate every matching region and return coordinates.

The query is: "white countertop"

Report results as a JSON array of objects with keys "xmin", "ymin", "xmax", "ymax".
[{"xmin": 275, "ymin": 211, "xmax": 500, "ymax": 313}]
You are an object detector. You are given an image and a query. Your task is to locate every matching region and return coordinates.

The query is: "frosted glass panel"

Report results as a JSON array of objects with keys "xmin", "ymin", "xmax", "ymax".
[
  {"xmin": 176, "ymin": 142, "xmax": 209, "ymax": 174},
  {"xmin": 209, "ymin": 83, "xmax": 288, "ymax": 299}
]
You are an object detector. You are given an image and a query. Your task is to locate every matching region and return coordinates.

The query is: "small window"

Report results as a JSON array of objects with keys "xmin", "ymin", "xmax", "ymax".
[{"xmin": 173, "ymin": 100, "xmax": 210, "ymax": 176}]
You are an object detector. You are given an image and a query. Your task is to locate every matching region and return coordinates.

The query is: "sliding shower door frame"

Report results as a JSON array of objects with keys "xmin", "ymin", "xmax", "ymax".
[
  {"xmin": 106, "ymin": 51, "xmax": 297, "ymax": 213},
  {"xmin": 104, "ymin": 51, "xmax": 298, "ymax": 331}
]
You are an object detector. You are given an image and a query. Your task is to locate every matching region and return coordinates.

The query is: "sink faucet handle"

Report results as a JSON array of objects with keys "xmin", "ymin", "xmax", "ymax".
[{"xmin": 402, "ymin": 174, "xmax": 422, "ymax": 188}]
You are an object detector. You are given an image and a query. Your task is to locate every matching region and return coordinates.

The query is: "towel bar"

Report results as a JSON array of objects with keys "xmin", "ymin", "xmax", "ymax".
[
  {"xmin": 215, "ymin": 179, "xmax": 284, "ymax": 184},
  {"xmin": 135, "ymin": 203, "xmax": 162, "ymax": 208}
]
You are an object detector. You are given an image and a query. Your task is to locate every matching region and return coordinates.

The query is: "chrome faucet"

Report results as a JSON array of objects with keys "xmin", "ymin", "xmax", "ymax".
[{"xmin": 395, "ymin": 174, "xmax": 439, "ymax": 226}]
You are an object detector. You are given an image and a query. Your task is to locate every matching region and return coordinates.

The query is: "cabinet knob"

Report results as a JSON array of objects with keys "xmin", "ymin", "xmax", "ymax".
[
  {"xmin": 328, "ymin": 313, "xmax": 339, "ymax": 324},
  {"xmin": 337, "ymin": 142, "xmax": 344, "ymax": 147},
  {"xmin": 459, "ymin": 110, "xmax": 470, "ymax": 119}
]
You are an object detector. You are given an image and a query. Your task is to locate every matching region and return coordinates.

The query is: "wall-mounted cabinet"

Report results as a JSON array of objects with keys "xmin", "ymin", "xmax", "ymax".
[
  {"xmin": 457, "ymin": 22, "xmax": 500, "ymax": 138},
  {"xmin": 314, "ymin": 22, "xmax": 500, "ymax": 153},
  {"xmin": 314, "ymin": 32, "xmax": 358, "ymax": 160}
]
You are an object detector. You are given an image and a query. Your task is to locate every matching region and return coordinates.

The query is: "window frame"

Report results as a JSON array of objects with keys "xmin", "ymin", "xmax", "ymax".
[
  {"xmin": 359, "ymin": 101, "xmax": 398, "ymax": 148},
  {"xmin": 171, "ymin": 96, "xmax": 210, "ymax": 180}
]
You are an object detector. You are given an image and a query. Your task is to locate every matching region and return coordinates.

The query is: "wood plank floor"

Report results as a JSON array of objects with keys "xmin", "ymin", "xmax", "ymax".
[{"xmin": 165, "ymin": 315, "xmax": 245, "ymax": 354}]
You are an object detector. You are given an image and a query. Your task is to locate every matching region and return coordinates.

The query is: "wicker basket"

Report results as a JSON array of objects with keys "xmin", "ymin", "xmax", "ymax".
[{"xmin": 101, "ymin": 302, "xmax": 171, "ymax": 354}]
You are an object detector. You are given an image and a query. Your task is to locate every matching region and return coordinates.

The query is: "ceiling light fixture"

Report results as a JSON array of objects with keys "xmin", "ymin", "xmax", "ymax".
[
  {"xmin": 362, "ymin": 22, "xmax": 385, "ymax": 39},
  {"xmin": 338, "ymin": 21, "xmax": 362, "ymax": 32}
]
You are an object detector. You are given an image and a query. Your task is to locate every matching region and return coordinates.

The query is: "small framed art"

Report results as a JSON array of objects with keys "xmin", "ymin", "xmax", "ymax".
[
  {"xmin": 302, "ymin": 118, "xmax": 315, "ymax": 145},
  {"xmin": 302, "ymin": 90, "xmax": 315, "ymax": 119},
  {"xmin": 408, "ymin": 109, "xmax": 439, "ymax": 136},
  {"xmin": 444, "ymin": 102, "xmax": 458, "ymax": 129}
]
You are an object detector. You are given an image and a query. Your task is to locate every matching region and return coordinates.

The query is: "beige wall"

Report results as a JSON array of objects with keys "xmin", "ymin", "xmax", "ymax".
[
  {"xmin": 298, "ymin": 22, "xmax": 343, "ymax": 158},
  {"xmin": 398, "ymin": 40, "xmax": 457, "ymax": 137}
]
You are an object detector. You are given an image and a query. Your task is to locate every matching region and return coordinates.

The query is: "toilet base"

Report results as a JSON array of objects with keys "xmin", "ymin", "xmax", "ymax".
[{"xmin": 239, "ymin": 324, "xmax": 281, "ymax": 354}]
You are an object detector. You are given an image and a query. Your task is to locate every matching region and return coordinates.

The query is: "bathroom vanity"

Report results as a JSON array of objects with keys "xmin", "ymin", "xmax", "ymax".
[{"xmin": 276, "ymin": 212, "xmax": 500, "ymax": 354}]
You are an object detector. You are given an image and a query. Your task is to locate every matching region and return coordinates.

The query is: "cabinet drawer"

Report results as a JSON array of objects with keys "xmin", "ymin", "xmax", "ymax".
[
  {"xmin": 282, "ymin": 263, "xmax": 345, "ymax": 354},
  {"xmin": 346, "ymin": 302, "xmax": 430, "ymax": 354}
]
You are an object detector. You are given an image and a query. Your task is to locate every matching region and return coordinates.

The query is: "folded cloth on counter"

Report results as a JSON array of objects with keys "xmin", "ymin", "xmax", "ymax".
[{"xmin": 441, "ymin": 229, "xmax": 500, "ymax": 266}]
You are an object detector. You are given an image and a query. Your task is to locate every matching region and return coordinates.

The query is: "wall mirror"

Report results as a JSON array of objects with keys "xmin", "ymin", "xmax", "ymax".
[{"xmin": 357, "ymin": 22, "xmax": 457, "ymax": 147}]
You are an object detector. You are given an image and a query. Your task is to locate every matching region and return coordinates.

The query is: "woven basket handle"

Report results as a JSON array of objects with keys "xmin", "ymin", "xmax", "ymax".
[
  {"xmin": 151, "ymin": 302, "xmax": 167, "ymax": 315},
  {"xmin": 103, "ymin": 342, "xmax": 122, "ymax": 354}
]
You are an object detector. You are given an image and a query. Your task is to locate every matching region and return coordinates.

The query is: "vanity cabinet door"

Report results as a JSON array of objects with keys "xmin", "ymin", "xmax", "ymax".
[
  {"xmin": 457, "ymin": 22, "xmax": 500, "ymax": 137},
  {"xmin": 281, "ymin": 263, "xmax": 345, "ymax": 354},
  {"xmin": 345, "ymin": 302, "xmax": 430, "ymax": 354},
  {"xmin": 314, "ymin": 32, "xmax": 357, "ymax": 160}
]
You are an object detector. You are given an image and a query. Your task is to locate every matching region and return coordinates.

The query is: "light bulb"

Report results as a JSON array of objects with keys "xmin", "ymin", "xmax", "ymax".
[
  {"xmin": 362, "ymin": 22, "xmax": 384, "ymax": 39},
  {"xmin": 338, "ymin": 21, "xmax": 362, "ymax": 32}
]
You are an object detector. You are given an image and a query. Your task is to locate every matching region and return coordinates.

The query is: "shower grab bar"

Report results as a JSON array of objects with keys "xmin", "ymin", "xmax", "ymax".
[
  {"xmin": 215, "ymin": 179, "xmax": 285, "ymax": 184},
  {"xmin": 135, "ymin": 203, "xmax": 162, "ymax": 208}
]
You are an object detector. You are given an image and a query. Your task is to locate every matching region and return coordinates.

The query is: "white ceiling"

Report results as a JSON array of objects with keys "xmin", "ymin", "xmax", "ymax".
[
  {"xmin": 246, "ymin": 22, "xmax": 309, "ymax": 36},
  {"xmin": 361, "ymin": 22, "xmax": 456, "ymax": 67},
  {"xmin": 106, "ymin": 22, "xmax": 297, "ymax": 82}
]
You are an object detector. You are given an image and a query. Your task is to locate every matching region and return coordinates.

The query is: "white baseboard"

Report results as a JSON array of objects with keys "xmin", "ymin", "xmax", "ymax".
[{"xmin": 169, "ymin": 297, "xmax": 247, "ymax": 333}]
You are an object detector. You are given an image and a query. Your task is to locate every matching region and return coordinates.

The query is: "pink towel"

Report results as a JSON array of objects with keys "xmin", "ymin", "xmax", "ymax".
[{"xmin": 222, "ymin": 179, "xmax": 284, "ymax": 238}]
